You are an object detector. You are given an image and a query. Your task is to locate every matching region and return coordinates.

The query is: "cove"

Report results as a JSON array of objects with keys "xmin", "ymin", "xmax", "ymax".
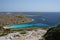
[{"xmin": 8, "ymin": 23, "xmax": 49, "ymax": 28}]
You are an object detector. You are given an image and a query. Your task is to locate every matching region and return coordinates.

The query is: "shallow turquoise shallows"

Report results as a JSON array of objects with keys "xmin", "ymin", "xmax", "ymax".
[{"xmin": 8, "ymin": 23, "xmax": 49, "ymax": 28}]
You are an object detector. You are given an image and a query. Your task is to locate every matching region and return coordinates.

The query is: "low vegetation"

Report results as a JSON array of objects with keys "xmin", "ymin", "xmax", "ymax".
[
  {"xmin": 0, "ymin": 14, "xmax": 32, "ymax": 26},
  {"xmin": 0, "ymin": 26, "xmax": 48, "ymax": 36}
]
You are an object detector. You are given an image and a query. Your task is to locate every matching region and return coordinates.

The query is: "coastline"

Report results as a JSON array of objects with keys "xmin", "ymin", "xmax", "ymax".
[
  {"xmin": 0, "ymin": 14, "xmax": 34, "ymax": 27},
  {"xmin": 0, "ymin": 14, "xmax": 49, "ymax": 40},
  {"xmin": 3, "ymin": 18, "xmax": 34, "ymax": 29}
]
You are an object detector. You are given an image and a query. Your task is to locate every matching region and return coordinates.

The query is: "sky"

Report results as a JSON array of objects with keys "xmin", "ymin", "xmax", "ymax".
[{"xmin": 0, "ymin": 0, "xmax": 60, "ymax": 12}]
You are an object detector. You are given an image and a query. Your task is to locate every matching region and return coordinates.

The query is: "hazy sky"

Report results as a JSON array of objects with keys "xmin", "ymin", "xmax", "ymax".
[{"xmin": 0, "ymin": 0, "xmax": 60, "ymax": 12}]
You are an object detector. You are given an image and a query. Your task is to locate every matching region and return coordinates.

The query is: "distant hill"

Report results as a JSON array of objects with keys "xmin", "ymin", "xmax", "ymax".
[{"xmin": 0, "ymin": 14, "xmax": 32, "ymax": 27}]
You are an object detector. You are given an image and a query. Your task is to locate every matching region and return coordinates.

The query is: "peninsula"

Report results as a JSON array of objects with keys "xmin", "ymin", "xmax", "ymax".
[{"xmin": 0, "ymin": 14, "xmax": 33, "ymax": 27}]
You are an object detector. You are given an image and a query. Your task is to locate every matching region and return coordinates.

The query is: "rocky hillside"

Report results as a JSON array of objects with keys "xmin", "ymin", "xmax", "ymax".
[
  {"xmin": 0, "ymin": 28, "xmax": 47, "ymax": 40},
  {"xmin": 0, "ymin": 14, "xmax": 32, "ymax": 26},
  {"xmin": 44, "ymin": 24, "xmax": 60, "ymax": 40}
]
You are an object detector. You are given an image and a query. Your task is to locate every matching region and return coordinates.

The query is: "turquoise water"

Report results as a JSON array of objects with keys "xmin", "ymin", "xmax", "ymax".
[
  {"xmin": 8, "ymin": 23, "xmax": 49, "ymax": 28},
  {"xmin": 5, "ymin": 12, "xmax": 60, "ymax": 28}
]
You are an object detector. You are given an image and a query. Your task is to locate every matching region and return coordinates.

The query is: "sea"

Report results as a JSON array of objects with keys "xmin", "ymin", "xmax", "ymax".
[{"xmin": 0, "ymin": 12, "xmax": 60, "ymax": 28}]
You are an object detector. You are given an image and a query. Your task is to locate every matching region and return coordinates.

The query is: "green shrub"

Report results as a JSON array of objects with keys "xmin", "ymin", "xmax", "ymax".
[{"xmin": 44, "ymin": 24, "xmax": 60, "ymax": 40}]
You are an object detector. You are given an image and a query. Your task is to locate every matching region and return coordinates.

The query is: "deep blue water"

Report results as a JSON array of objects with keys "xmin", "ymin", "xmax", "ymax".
[
  {"xmin": 23, "ymin": 12, "xmax": 60, "ymax": 26},
  {"xmin": 0, "ymin": 12, "xmax": 60, "ymax": 28}
]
